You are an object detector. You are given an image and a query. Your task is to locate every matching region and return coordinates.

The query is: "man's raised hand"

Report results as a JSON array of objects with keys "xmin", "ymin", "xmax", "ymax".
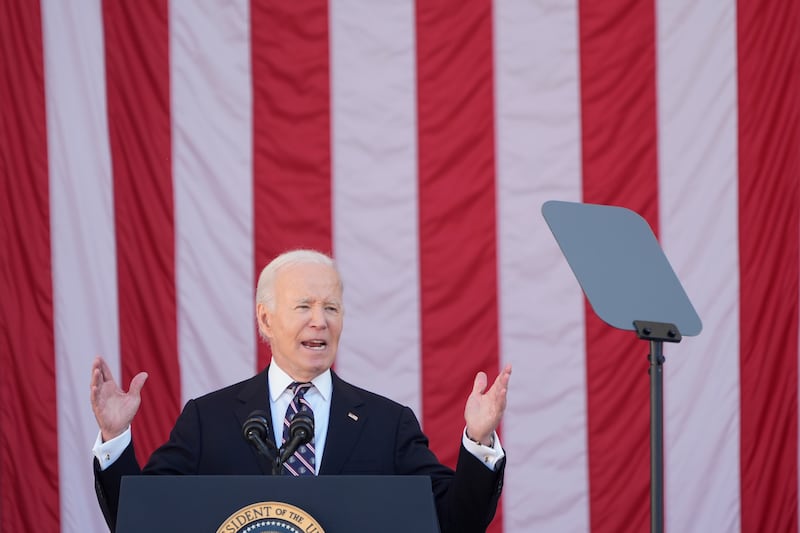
[
  {"xmin": 464, "ymin": 364, "xmax": 512, "ymax": 446},
  {"xmin": 90, "ymin": 356, "xmax": 148, "ymax": 442}
]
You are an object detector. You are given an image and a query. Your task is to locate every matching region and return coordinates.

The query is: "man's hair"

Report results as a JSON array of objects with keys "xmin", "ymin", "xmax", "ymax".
[{"xmin": 255, "ymin": 250, "xmax": 343, "ymax": 341}]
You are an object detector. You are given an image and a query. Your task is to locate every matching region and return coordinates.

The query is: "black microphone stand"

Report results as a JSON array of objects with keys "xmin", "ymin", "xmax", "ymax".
[
  {"xmin": 244, "ymin": 431, "xmax": 275, "ymax": 463},
  {"xmin": 272, "ymin": 454, "xmax": 283, "ymax": 476},
  {"xmin": 242, "ymin": 412, "xmax": 280, "ymax": 474},
  {"xmin": 274, "ymin": 414, "xmax": 314, "ymax": 475}
]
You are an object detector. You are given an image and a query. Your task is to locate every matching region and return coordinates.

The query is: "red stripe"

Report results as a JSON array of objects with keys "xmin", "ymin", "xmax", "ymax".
[
  {"xmin": 415, "ymin": 1, "xmax": 502, "ymax": 531},
  {"xmin": 102, "ymin": 0, "xmax": 180, "ymax": 464},
  {"xmin": 579, "ymin": 0, "xmax": 660, "ymax": 531},
  {"xmin": 250, "ymin": 1, "xmax": 333, "ymax": 371},
  {"xmin": 737, "ymin": 0, "xmax": 800, "ymax": 530},
  {"xmin": 0, "ymin": 1, "xmax": 59, "ymax": 530}
]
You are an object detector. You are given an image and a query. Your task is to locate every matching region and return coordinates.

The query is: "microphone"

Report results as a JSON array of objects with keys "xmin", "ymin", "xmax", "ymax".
[
  {"xmin": 278, "ymin": 413, "xmax": 314, "ymax": 465},
  {"xmin": 242, "ymin": 411, "xmax": 277, "ymax": 460}
]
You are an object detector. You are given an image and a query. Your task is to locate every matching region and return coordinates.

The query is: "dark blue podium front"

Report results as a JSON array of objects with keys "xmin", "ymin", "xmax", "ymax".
[{"xmin": 116, "ymin": 475, "xmax": 440, "ymax": 532}]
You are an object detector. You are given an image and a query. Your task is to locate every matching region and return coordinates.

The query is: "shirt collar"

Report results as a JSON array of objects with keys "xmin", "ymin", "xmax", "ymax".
[{"xmin": 268, "ymin": 361, "xmax": 332, "ymax": 402}]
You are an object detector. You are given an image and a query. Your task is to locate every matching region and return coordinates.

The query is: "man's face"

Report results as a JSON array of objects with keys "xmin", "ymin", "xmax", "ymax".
[{"xmin": 258, "ymin": 262, "xmax": 343, "ymax": 382}]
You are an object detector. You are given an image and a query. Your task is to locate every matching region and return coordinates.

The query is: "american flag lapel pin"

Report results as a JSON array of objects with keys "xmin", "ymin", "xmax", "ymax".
[{"xmin": 347, "ymin": 412, "xmax": 359, "ymax": 421}]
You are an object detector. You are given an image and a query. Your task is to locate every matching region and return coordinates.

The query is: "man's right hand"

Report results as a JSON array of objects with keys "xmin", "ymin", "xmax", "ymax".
[{"xmin": 90, "ymin": 356, "xmax": 148, "ymax": 442}]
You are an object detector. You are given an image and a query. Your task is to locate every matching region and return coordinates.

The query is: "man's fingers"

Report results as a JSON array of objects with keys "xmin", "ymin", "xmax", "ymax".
[
  {"xmin": 92, "ymin": 355, "xmax": 117, "ymax": 385},
  {"xmin": 90, "ymin": 370, "xmax": 101, "ymax": 403},
  {"xmin": 482, "ymin": 365, "xmax": 510, "ymax": 394},
  {"xmin": 473, "ymin": 365, "xmax": 513, "ymax": 397},
  {"xmin": 473, "ymin": 371, "xmax": 488, "ymax": 394},
  {"xmin": 128, "ymin": 372, "xmax": 149, "ymax": 396},
  {"xmin": 492, "ymin": 364, "xmax": 512, "ymax": 391},
  {"xmin": 90, "ymin": 358, "xmax": 103, "ymax": 385},
  {"xmin": 90, "ymin": 366, "xmax": 108, "ymax": 402}
]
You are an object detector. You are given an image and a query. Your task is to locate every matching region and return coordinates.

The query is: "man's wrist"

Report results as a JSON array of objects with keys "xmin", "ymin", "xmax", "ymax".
[
  {"xmin": 465, "ymin": 429, "xmax": 494, "ymax": 448},
  {"xmin": 462, "ymin": 429, "xmax": 504, "ymax": 471},
  {"xmin": 93, "ymin": 426, "xmax": 132, "ymax": 470}
]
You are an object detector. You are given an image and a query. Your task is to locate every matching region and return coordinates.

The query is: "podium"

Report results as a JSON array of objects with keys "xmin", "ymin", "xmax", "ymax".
[{"xmin": 116, "ymin": 475, "xmax": 441, "ymax": 532}]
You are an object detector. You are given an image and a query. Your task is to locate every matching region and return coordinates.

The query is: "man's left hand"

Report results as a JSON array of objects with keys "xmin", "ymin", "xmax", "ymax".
[{"xmin": 464, "ymin": 364, "xmax": 512, "ymax": 446}]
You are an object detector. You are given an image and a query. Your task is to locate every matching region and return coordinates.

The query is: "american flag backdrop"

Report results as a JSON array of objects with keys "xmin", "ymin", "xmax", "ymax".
[{"xmin": 1, "ymin": 0, "xmax": 798, "ymax": 532}]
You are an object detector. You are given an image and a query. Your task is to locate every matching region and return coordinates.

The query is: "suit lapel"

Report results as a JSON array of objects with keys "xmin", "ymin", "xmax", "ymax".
[
  {"xmin": 234, "ymin": 368, "xmax": 274, "ymax": 475},
  {"xmin": 319, "ymin": 372, "xmax": 367, "ymax": 474}
]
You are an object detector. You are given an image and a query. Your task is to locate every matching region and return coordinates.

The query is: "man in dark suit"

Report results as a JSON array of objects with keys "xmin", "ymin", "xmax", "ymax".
[{"xmin": 91, "ymin": 249, "xmax": 512, "ymax": 533}]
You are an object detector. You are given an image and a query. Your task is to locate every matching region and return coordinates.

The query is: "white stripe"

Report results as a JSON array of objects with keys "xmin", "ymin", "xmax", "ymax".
[
  {"xmin": 494, "ymin": 1, "xmax": 589, "ymax": 531},
  {"xmin": 43, "ymin": 1, "xmax": 119, "ymax": 531},
  {"xmin": 656, "ymin": 0, "xmax": 741, "ymax": 530},
  {"xmin": 329, "ymin": 0, "xmax": 422, "ymax": 413},
  {"xmin": 170, "ymin": 0, "xmax": 256, "ymax": 402}
]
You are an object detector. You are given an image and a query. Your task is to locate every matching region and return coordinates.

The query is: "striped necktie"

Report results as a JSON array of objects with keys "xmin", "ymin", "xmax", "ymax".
[{"xmin": 282, "ymin": 382, "xmax": 315, "ymax": 476}]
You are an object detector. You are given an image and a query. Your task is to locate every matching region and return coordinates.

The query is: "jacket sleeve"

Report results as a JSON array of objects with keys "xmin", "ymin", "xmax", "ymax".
[
  {"xmin": 93, "ymin": 399, "xmax": 204, "ymax": 531},
  {"xmin": 393, "ymin": 406, "xmax": 505, "ymax": 533},
  {"xmin": 93, "ymin": 441, "xmax": 142, "ymax": 532},
  {"xmin": 438, "ymin": 445, "xmax": 506, "ymax": 533}
]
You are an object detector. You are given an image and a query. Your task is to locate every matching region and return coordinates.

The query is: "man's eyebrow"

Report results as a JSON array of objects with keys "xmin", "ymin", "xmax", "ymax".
[{"xmin": 294, "ymin": 297, "xmax": 341, "ymax": 305}]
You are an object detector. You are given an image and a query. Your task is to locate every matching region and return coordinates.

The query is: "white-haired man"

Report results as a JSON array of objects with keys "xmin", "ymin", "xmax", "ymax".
[{"xmin": 91, "ymin": 249, "xmax": 512, "ymax": 532}]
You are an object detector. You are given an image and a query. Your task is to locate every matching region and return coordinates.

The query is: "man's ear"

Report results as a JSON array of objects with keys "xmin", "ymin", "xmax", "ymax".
[{"xmin": 256, "ymin": 303, "xmax": 272, "ymax": 336}]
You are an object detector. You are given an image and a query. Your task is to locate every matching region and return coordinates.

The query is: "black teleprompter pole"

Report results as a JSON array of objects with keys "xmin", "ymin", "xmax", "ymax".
[{"xmin": 635, "ymin": 320, "xmax": 681, "ymax": 533}]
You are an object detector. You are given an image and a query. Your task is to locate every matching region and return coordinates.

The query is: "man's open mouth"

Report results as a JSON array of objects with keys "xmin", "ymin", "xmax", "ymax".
[{"xmin": 301, "ymin": 340, "xmax": 327, "ymax": 350}]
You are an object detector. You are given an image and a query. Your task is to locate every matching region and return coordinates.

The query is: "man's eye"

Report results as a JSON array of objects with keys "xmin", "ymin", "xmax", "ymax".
[
  {"xmin": 325, "ymin": 306, "xmax": 339, "ymax": 313},
  {"xmin": 296, "ymin": 304, "xmax": 310, "ymax": 310}
]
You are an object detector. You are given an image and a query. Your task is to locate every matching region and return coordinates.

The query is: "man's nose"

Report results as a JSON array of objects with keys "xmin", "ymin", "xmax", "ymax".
[{"xmin": 309, "ymin": 305, "xmax": 327, "ymax": 327}]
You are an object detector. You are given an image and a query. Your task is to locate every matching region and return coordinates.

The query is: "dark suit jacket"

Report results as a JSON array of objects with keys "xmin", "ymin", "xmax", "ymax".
[{"xmin": 94, "ymin": 368, "xmax": 504, "ymax": 532}]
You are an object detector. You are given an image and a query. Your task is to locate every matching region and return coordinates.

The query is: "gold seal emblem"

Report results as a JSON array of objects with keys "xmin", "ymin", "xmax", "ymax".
[{"xmin": 216, "ymin": 501, "xmax": 325, "ymax": 533}]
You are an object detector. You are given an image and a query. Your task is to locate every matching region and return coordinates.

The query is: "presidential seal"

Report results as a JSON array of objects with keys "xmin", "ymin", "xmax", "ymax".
[{"xmin": 216, "ymin": 502, "xmax": 325, "ymax": 533}]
